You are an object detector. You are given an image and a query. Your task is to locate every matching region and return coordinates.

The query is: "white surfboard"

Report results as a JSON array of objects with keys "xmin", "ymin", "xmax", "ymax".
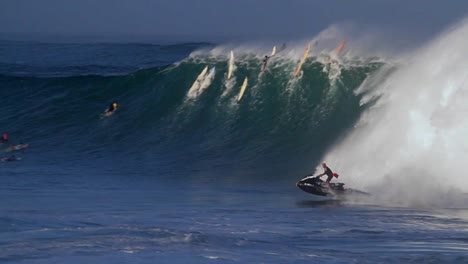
[
  {"xmin": 198, "ymin": 66, "xmax": 216, "ymax": 95},
  {"xmin": 293, "ymin": 43, "xmax": 311, "ymax": 77},
  {"xmin": 187, "ymin": 66, "xmax": 208, "ymax": 98},
  {"xmin": 271, "ymin": 46, "xmax": 277, "ymax": 57},
  {"xmin": 8, "ymin": 143, "xmax": 29, "ymax": 152},
  {"xmin": 237, "ymin": 77, "xmax": 249, "ymax": 102},
  {"xmin": 227, "ymin": 50, "xmax": 234, "ymax": 80}
]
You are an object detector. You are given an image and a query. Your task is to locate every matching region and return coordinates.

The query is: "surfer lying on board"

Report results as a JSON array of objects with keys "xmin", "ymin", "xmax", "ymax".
[
  {"xmin": 317, "ymin": 162, "xmax": 339, "ymax": 188},
  {"xmin": 1, "ymin": 155, "xmax": 18, "ymax": 162},
  {"xmin": 104, "ymin": 102, "xmax": 118, "ymax": 116}
]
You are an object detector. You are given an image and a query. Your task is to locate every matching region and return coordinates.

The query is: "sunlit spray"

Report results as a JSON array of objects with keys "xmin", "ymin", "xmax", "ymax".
[{"xmin": 323, "ymin": 18, "xmax": 468, "ymax": 207}]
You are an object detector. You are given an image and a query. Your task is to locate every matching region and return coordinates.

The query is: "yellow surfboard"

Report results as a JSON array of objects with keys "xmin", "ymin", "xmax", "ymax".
[
  {"xmin": 237, "ymin": 77, "xmax": 249, "ymax": 102},
  {"xmin": 293, "ymin": 43, "xmax": 311, "ymax": 77}
]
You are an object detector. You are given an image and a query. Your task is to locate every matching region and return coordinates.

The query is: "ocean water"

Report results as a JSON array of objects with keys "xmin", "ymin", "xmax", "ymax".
[{"xmin": 2, "ymin": 21, "xmax": 468, "ymax": 263}]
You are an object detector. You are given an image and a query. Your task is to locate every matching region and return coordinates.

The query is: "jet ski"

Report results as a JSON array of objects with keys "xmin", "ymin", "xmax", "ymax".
[
  {"xmin": 296, "ymin": 175, "xmax": 369, "ymax": 197},
  {"xmin": 296, "ymin": 175, "xmax": 345, "ymax": 197}
]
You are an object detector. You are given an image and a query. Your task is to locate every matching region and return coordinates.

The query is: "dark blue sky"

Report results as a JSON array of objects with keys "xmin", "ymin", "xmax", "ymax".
[{"xmin": 1, "ymin": 0, "xmax": 467, "ymax": 42}]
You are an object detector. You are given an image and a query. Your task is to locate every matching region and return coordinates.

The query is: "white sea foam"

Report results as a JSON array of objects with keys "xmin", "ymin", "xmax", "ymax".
[{"xmin": 321, "ymin": 18, "xmax": 468, "ymax": 207}]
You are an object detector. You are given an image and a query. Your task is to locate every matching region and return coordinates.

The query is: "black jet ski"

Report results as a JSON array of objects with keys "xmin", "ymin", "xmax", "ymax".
[
  {"xmin": 296, "ymin": 175, "xmax": 369, "ymax": 197},
  {"xmin": 296, "ymin": 175, "xmax": 345, "ymax": 197}
]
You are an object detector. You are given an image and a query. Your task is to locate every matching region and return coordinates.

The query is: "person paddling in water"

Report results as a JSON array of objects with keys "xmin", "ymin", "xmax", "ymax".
[
  {"xmin": 317, "ymin": 162, "xmax": 339, "ymax": 189},
  {"xmin": 1, "ymin": 155, "xmax": 18, "ymax": 162},
  {"xmin": 104, "ymin": 102, "xmax": 118, "ymax": 116}
]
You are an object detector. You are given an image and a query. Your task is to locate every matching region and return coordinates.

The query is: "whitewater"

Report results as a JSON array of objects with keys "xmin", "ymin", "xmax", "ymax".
[
  {"xmin": 323, "ymin": 19, "xmax": 468, "ymax": 207},
  {"xmin": 1, "ymin": 20, "xmax": 468, "ymax": 263}
]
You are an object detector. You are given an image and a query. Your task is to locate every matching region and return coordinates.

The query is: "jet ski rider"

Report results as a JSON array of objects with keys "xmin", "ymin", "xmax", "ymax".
[{"xmin": 317, "ymin": 162, "xmax": 339, "ymax": 188}]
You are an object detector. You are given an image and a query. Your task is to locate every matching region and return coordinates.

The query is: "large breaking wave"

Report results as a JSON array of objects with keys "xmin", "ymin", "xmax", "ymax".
[
  {"xmin": 0, "ymin": 40, "xmax": 382, "ymax": 179},
  {"xmin": 2, "ymin": 19, "xmax": 468, "ymax": 207}
]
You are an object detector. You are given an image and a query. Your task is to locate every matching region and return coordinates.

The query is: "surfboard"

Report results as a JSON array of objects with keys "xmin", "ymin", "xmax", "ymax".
[
  {"xmin": 7, "ymin": 143, "xmax": 29, "ymax": 152},
  {"xmin": 325, "ymin": 39, "xmax": 346, "ymax": 78},
  {"xmin": 237, "ymin": 77, "xmax": 248, "ymax": 102},
  {"xmin": 293, "ymin": 43, "xmax": 311, "ymax": 77},
  {"xmin": 227, "ymin": 50, "xmax": 234, "ymax": 80},
  {"xmin": 335, "ymin": 39, "xmax": 346, "ymax": 55},
  {"xmin": 187, "ymin": 66, "xmax": 208, "ymax": 98},
  {"xmin": 198, "ymin": 66, "xmax": 216, "ymax": 95},
  {"xmin": 270, "ymin": 46, "xmax": 277, "ymax": 57},
  {"xmin": 103, "ymin": 109, "xmax": 115, "ymax": 117}
]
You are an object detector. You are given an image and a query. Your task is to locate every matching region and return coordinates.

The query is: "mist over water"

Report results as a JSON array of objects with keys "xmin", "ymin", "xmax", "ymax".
[{"xmin": 323, "ymin": 19, "xmax": 468, "ymax": 207}]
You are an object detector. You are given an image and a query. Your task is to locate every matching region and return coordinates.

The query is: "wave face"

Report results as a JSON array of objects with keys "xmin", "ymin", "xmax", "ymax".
[{"xmin": 0, "ymin": 40, "xmax": 382, "ymax": 179}]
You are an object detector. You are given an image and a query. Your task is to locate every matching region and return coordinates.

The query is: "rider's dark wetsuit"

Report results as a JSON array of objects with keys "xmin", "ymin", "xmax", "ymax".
[{"xmin": 323, "ymin": 166, "xmax": 334, "ymax": 183}]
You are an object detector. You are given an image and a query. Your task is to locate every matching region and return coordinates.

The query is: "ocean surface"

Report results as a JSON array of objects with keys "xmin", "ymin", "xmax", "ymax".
[{"xmin": 1, "ymin": 23, "xmax": 468, "ymax": 264}]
